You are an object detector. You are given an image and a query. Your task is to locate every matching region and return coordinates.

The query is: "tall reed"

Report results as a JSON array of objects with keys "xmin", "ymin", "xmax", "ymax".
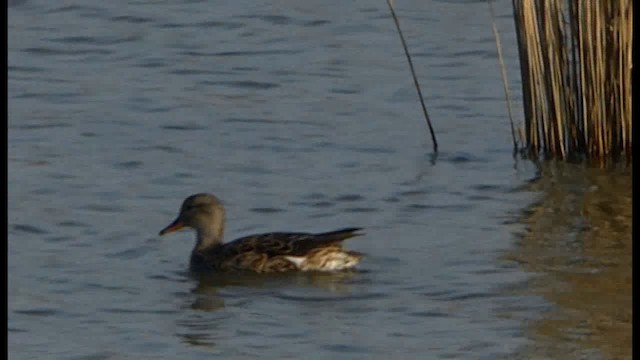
[{"xmin": 511, "ymin": 0, "xmax": 632, "ymax": 164}]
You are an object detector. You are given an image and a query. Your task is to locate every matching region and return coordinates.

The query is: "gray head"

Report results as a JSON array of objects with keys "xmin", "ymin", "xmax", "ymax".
[{"xmin": 159, "ymin": 193, "xmax": 226, "ymax": 248}]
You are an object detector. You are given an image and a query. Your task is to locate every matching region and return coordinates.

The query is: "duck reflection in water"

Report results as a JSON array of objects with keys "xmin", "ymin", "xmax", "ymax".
[
  {"xmin": 186, "ymin": 268, "xmax": 361, "ymax": 312},
  {"xmin": 175, "ymin": 269, "xmax": 361, "ymax": 350}
]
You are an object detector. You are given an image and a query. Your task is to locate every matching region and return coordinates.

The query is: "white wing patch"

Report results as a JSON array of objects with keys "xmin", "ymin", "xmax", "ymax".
[{"xmin": 284, "ymin": 256, "xmax": 306, "ymax": 268}]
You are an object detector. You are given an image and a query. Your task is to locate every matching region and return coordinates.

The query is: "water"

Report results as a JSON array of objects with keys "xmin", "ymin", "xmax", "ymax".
[{"xmin": 8, "ymin": 0, "xmax": 631, "ymax": 359}]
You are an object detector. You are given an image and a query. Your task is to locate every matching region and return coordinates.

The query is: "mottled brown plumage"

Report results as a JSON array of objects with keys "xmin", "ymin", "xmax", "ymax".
[{"xmin": 159, "ymin": 193, "xmax": 364, "ymax": 273}]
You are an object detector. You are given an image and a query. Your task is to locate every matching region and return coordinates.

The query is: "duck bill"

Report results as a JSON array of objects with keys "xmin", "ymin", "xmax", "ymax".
[{"xmin": 159, "ymin": 218, "xmax": 186, "ymax": 235}]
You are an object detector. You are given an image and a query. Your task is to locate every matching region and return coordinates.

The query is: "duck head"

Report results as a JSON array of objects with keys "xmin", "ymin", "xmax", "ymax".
[{"xmin": 159, "ymin": 193, "xmax": 226, "ymax": 249}]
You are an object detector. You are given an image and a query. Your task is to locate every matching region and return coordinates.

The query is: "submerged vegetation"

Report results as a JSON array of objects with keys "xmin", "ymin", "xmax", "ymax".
[{"xmin": 510, "ymin": 0, "xmax": 632, "ymax": 164}]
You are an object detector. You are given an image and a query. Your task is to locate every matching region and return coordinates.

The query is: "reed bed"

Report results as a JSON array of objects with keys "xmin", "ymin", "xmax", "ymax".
[{"xmin": 511, "ymin": 0, "xmax": 632, "ymax": 164}]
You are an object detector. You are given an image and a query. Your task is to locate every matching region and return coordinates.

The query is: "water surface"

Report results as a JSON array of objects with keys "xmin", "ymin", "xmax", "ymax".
[{"xmin": 8, "ymin": 0, "xmax": 631, "ymax": 359}]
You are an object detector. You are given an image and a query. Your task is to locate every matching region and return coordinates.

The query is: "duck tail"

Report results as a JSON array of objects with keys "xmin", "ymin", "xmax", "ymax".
[{"xmin": 316, "ymin": 227, "xmax": 364, "ymax": 242}]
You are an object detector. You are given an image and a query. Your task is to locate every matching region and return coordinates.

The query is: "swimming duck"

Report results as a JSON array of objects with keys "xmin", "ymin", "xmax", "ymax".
[{"xmin": 159, "ymin": 193, "xmax": 364, "ymax": 273}]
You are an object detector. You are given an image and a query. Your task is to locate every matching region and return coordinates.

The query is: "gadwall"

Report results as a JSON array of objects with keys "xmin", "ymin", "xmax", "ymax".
[{"xmin": 159, "ymin": 193, "xmax": 364, "ymax": 273}]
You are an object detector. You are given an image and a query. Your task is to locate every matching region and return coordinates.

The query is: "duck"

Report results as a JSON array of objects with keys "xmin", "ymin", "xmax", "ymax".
[{"xmin": 159, "ymin": 193, "xmax": 364, "ymax": 273}]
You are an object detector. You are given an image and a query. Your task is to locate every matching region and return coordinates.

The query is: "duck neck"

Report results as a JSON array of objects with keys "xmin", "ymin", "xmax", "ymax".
[
  {"xmin": 194, "ymin": 229, "xmax": 223, "ymax": 252},
  {"xmin": 193, "ymin": 213, "xmax": 225, "ymax": 252},
  {"xmin": 193, "ymin": 204, "xmax": 225, "ymax": 253}
]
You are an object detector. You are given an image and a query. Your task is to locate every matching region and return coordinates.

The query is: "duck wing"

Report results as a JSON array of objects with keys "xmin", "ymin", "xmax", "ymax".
[{"xmin": 224, "ymin": 227, "xmax": 364, "ymax": 257}]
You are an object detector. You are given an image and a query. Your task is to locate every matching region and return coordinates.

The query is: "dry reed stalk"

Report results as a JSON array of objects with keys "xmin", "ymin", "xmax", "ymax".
[{"xmin": 487, "ymin": 0, "xmax": 518, "ymax": 153}]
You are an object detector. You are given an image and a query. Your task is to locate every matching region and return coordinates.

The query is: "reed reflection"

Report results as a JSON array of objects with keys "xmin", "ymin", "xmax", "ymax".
[{"xmin": 506, "ymin": 161, "xmax": 631, "ymax": 359}]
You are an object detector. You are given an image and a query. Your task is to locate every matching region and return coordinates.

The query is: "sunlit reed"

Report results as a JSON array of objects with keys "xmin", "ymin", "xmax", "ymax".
[{"xmin": 511, "ymin": 0, "xmax": 632, "ymax": 164}]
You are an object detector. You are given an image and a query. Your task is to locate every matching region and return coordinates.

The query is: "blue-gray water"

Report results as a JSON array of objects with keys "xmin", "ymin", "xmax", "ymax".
[{"xmin": 8, "ymin": 0, "xmax": 631, "ymax": 359}]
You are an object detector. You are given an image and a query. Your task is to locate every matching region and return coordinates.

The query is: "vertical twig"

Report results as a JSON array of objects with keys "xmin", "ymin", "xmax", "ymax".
[{"xmin": 385, "ymin": 0, "xmax": 438, "ymax": 153}]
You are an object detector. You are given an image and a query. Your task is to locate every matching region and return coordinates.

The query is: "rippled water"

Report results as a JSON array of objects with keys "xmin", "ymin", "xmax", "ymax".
[{"xmin": 8, "ymin": 0, "xmax": 631, "ymax": 359}]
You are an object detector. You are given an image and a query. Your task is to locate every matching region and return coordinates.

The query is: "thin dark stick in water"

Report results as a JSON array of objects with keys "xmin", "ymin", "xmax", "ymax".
[
  {"xmin": 487, "ymin": 0, "xmax": 518, "ymax": 154},
  {"xmin": 385, "ymin": 0, "xmax": 438, "ymax": 153}
]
